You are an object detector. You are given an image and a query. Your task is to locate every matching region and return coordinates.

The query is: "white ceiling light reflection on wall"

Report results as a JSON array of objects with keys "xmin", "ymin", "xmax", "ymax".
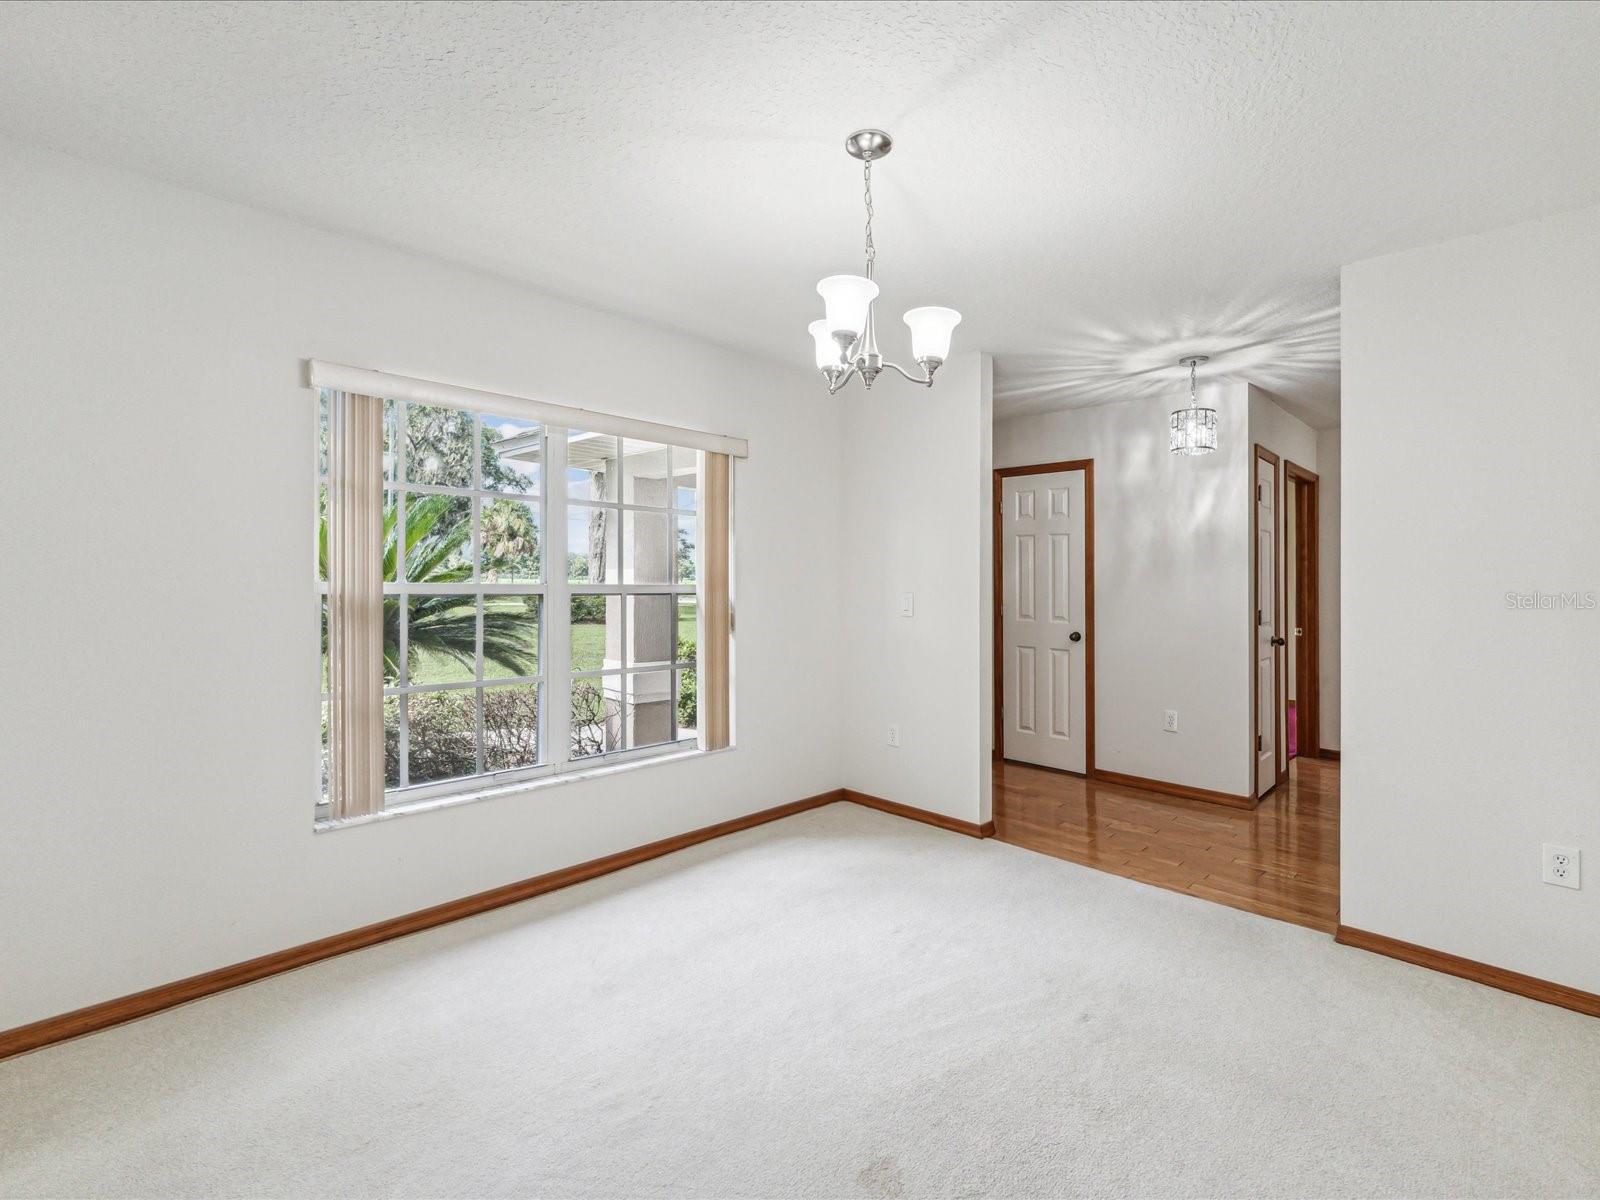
[
  {"xmin": 808, "ymin": 130, "xmax": 961, "ymax": 393},
  {"xmin": 1169, "ymin": 355, "xmax": 1218, "ymax": 456}
]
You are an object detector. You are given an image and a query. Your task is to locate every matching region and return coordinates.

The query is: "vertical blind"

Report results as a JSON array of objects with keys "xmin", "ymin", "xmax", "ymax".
[{"xmin": 325, "ymin": 392, "xmax": 386, "ymax": 819}]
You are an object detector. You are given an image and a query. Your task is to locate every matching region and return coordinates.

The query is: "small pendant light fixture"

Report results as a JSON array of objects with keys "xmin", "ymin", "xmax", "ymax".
[
  {"xmin": 1169, "ymin": 355, "xmax": 1218, "ymax": 456},
  {"xmin": 807, "ymin": 129, "xmax": 961, "ymax": 393}
]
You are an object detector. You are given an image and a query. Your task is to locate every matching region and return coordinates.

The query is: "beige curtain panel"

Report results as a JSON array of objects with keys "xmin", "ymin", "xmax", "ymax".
[
  {"xmin": 700, "ymin": 452, "xmax": 732, "ymax": 752},
  {"xmin": 325, "ymin": 391, "xmax": 386, "ymax": 819}
]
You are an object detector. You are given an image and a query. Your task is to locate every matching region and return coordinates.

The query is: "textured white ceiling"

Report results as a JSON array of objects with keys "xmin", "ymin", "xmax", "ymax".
[{"xmin": 3, "ymin": 1, "xmax": 1600, "ymax": 427}]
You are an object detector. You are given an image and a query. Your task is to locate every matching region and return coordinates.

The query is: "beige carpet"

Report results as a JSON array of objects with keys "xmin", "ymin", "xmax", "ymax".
[{"xmin": 2, "ymin": 802, "xmax": 1598, "ymax": 1199}]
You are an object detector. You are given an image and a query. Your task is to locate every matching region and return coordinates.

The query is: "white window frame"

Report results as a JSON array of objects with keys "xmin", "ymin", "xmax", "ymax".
[
  {"xmin": 554, "ymin": 431, "xmax": 702, "ymax": 778},
  {"xmin": 386, "ymin": 399, "xmax": 547, "ymax": 804},
  {"xmin": 318, "ymin": 392, "xmax": 708, "ymax": 820}
]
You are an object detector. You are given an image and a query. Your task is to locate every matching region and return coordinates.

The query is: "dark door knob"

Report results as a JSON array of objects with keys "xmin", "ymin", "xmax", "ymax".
[
  {"xmin": 1069, "ymin": 631, "xmax": 1082, "ymax": 643},
  {"xmin": 1271, "ymin": 636, "xmax": 1286, "ymax": 647}
]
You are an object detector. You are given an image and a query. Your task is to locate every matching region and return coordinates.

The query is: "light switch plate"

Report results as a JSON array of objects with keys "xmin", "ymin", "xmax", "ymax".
[{"xmin": 899, "ymin": 593, "xmax": 914, "ymax": 617}]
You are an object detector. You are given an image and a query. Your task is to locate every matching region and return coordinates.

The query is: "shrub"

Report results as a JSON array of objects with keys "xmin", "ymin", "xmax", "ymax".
[
  {"xmin": 482, "ymin": 686, "xmax": 539, "ymax": 771},
  {"xmin": 677, "ymin": 637, "xmax": 697, "ymax": 730},
  {"xmin": 571, "ymin": 676, "xmax": 618, "ymax": 757},
  {"xmin": 570, "ymin": 593, "xmax": 607, "ymax": 624},
  {"xmin": 403, "ymin": 690, "xmax": 476, "ymax": 782}
]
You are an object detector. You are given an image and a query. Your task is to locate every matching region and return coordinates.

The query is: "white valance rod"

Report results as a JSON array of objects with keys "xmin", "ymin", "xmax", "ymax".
[{"xmin": 306, "ymin": 360, "xmax": 749, "ymax": 459}]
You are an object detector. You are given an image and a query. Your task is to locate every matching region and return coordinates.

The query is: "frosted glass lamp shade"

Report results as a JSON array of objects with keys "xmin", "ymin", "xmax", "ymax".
[
  {"xmin": 902, "ymin": 306, "xmax": 961, "ymax": 363},
  {"xmin": 807, "ymin": 320, "xmax": 842, "ymax": 369},
  {"xmin": 816, "ymin": 275, "xmax": 879, "ymax": 342}
]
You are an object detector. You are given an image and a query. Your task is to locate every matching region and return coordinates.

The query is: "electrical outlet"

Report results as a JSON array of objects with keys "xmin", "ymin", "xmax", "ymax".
[
  {"xmin": 1543, "ymin": 844, "xmax": 1581, "ymax": 889},
  {"xmin": 1163, "ymin": 710, "xmax": 1179, "ymax": 733},
  {"xmin": 886, "ymin": 724, "xmax": 900, "ymax": 748}
]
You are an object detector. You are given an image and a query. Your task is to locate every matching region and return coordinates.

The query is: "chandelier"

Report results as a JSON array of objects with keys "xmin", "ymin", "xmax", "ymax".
[
  {"xmin": 807, "ymin": 130, "xmax": 961, "ymax": 393},
  {"xmin": 1169, "ymin": 355, "xmax": 1218, "ymax": 455}
]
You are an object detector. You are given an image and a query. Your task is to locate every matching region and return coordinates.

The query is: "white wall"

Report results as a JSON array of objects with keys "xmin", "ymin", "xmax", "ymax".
[
  {"xmin": 839, "ymin": 353, "xmax": 993, "ymax": 825},
  {"xmin": 1248, "ymin": 386, "xmax": 1319, "ymax": 471},
  {"xmin": 0, "ymin": 138, "xmax": 844, "ymax": 1029},
  {"xmin": 994, "ymin": 384, "xmax": 1253, "ymax": 797},
  {"xmin": 1342, "ymin": 203, "xmax": 1600, "ymax": 992},
  {"xmin": 1317, "ymin": 428, "xmax": 1341, "ymax": 752}
]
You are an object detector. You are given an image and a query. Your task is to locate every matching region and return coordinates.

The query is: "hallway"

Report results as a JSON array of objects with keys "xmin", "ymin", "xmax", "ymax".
[{"xmin": 994, "ymin": 757, "xmax": 1339, "ymax": 932}]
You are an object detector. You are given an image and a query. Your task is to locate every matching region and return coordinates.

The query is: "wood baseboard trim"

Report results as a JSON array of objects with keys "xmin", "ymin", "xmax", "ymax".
[
  {"xmin": 1335, "ymin": 925, "xmax": 1600, "ymax": 1018},
  {"xmin": 1317, "ymin": 748, "xmax": 1341, "ymax": 762},
  {"xmin": 1090, "ymin": 769, "xmax": 1257, "ymax": 810},
  {"xmin": 844, "ymin": 789, "xmax": 995, "ymax": 839},
  {"xmin": 0, "ymin": 789, "xmax": 847, "ymax": 1062}
]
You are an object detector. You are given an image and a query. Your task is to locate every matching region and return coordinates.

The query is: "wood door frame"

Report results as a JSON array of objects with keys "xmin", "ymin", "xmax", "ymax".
[
  {"xmin": 1251, "ymin": 444, "xmax": 1282, "ymax": 798},
  {"xmin": 1284, "ymin": 460, "xmax": 1321, "ymax": 762},
  {"xmin": 992, "ymin": 460, "xmax": 1095, "ymax": 776}
]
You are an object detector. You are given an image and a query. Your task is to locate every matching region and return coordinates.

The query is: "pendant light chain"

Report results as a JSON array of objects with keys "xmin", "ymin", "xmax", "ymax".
[
  {"xmin": 863, "ymin": 159, "xmax": 876, "ymax": 276},
  {"xmin": 1189, "ymin": 356, "xmax": 1199, "ymax": 408}
]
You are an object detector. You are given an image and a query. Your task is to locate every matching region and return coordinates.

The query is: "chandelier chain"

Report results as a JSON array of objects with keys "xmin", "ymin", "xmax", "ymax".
[
  {"xmin": 863, "ymin": 159, "xmax": 875, "ymax": 272},
  {"xmin": 1189, "ymin": 357, "xmax": 1198, "ymax": 408}
]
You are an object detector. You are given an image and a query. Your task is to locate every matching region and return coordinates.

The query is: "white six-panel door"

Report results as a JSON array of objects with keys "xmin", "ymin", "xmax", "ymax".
[
  {"xmin": 1255, "ymin": 455, "xmax": 1278, "ymax": 796},
  {"xmin": 1002, "ymin": 470, "xmax": 1087, "ymax": 773}
]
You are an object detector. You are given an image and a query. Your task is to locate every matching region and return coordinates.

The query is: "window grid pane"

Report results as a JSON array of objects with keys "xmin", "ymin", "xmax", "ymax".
[
  {"xmin": 627, "ymin": 594, "xmax": 674, "ymax": 668},
  {"xmin": 567, "ymin": 506, "xmax": 617, "ymax": 584},
  {"xmin": 558, "ymin": 443, "xmax": 699, "ymax": 769},
  {"xmin": 481, "ymin": 413, "xmax": 543, "ymax": 497},
  {"xmin": 324, "ymin": 403, "xmax": 709, "ymax": 811},
  {"xmin": 624, "ymin": 510, "xmax": 672, "ymax": 583},
  {"xmin": 675, "ymin": 516, "xmax": 696, "ymax": 583},
  {"xmin": 672, "ymin": 445, "xmax": 698, "ymax": 511},
  {"xmin": 625, "ymin": 669, "xmax": 674, "ymax": 750},
  {"xmin": 569, "ymin": 593, "xmax": 614, "ymax": 673},
  {"xmin": 407, "ymin": 687, "xmax": 479, "ymax": 785},
  {"xmin": 382, "ymin": 402, "xmax": 548, "ymax": 801},
  {"xmin": 567, "ymin": 432, "xmax": 619, "ymax": 501},
  {"xmin": 570, "ymin": 675, "xmax": 622, "ymax": 760},
  {"xmin": 480, "ymin": 498, "xmax": 541, "ymax": 583},
  {"xmin": 483, "ymin": 683, "xmax": 541, "ymax": 771},
  {"xmin": 405, "ymin": 404, "xmax": 474, "ymax": 489},
  {"xmin": 384, "ymin": 696, "xmax": 402, "ymax": 789},
  {"xmin": 622, "ymin": 439, "xmax": 672, "ymax": 507},
  {"xmin": 676, "ymin": 668, "xmax": 696, "ymax": 740}
]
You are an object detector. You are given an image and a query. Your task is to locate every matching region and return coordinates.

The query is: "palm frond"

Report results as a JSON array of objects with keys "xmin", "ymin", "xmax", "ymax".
[{"xmin": 323, "ymin": 492, "xmax": 537, "ymax": 685}]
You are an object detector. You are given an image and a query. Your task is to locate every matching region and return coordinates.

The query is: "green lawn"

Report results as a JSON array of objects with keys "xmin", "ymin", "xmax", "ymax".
[
  {"xmin": 407, "ymin": 607, "xmax": 696, "ymax": 679},
  {"xmin": 569, "ymin": 609, "xmax": 696, "ymax": 673}
]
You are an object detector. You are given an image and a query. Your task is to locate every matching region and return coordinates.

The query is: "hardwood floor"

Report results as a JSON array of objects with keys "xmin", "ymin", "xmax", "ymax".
[{"xmin": 994, "ymin": 755, "xmax": 1339, "ymax": 932}]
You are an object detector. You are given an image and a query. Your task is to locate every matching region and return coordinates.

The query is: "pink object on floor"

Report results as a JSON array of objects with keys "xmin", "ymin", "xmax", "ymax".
[{"xmin": 1288, "ymin": 701, "xmax": 1298, "ymax": 758}]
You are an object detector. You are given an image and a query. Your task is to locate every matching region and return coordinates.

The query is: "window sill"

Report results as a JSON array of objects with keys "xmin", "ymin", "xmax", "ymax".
[{"xmin": 314, "ymin": 744, "xmax": 733, "ymax": 834}]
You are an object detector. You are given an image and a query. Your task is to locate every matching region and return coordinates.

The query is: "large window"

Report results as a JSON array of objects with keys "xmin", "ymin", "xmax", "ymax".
[{"xmin": 318, "ymin": 384, "xmax": 731, "ymax": 822}]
